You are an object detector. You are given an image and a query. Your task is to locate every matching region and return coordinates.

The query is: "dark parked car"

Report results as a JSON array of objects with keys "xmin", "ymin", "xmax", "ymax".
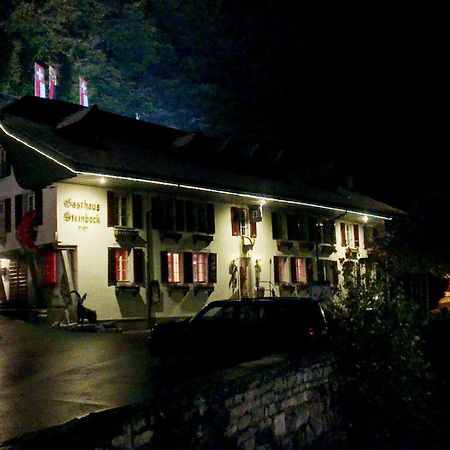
[{"xmin": 147, "ymin": 297, "xmax": 328, "ymax": 367}]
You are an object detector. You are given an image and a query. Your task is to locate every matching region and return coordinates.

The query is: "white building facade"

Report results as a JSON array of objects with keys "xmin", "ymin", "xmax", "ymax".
[{"xmin": 0, "ymin": 96, "xmax": 397, "ymax": 328}]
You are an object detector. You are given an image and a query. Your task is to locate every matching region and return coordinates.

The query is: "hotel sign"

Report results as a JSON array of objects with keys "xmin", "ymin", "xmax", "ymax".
[{"xmin": 63, "ymin": 199, "xmax": 101, "ymax": 231}]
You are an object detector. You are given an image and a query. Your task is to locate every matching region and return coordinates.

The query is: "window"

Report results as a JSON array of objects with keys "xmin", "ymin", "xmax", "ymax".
[
  {"xmin": 290, "ymin": 256, "xmax": 314, "ymax": 284},
  {"xmin": 0, "ymin": 146, "xmax": 11, "ymax": 178},
  {"xmin": 152, "ymin": 197, "xmax": 215, "ymax": 234},
  {"xmin": 292, "ymin": 257, "xmax": 307, "ymax": 283},
  {"xmin": 319, "ymin": 221, "xmax": 336, "ymax": 245},
  {"xmin": 287, "ymin": 214, "xmax": 312, "ymax": 241},
  {"xmin": 108, "ymin": 248, "xmax": 144, "ymax": 285},
  {"xmin": 272, "ymin": 211, "xmax": 315, "ymax": 242},
  {"xmin": 340, "ymin": 223, "xmax": 360, "ymax": 248},
  {"xmin": 25, "ymin": 193, "xmax": 35, "ymax": 213},
  {"xmin": 107, "ymin": 191, "xmax": 143, "ymax": 228},
  {"xmin": 115, "ymin": 250, "xmax": 128, "ymax": 282},
  {"xmin": 167, "ymin": 252, "xmax": 182, "ymax": 283},
  {"xmin": 318, "ymin": 260, "xmax": 339, "ymax": 286},
  {"xmin": 15, "ymin": 191, "xmax": 42, "ymax": 229},
  {"xmin": 193, "ymin": 253, "xmax": 207, "ymax": 283},
  {"xmin": 161, "ymin": 251, "xmax": 217, "ymax": 284},
  {"xmin": 273, "ymin": 256, "xmax": 288, "ymax": 283},
  {"xmin": 108, "ymin": 248, "xmax": 130, "ymax": 285},
  {"xmin": 363, "ymin": 225, "xmax": 381, "ymax": 249},
  {"xmin": 231, "ymin": 207, "xmax": 257, "ymax": 237}
]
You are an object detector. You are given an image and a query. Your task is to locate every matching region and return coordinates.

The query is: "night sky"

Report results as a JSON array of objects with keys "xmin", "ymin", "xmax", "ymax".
[
  {"xmin": 1, "ymin": 1, "xmax": 447, "ymax": 211},
  {"xmin": 271, "ymin": 5, "xmax": 446, "ymax": 210}
]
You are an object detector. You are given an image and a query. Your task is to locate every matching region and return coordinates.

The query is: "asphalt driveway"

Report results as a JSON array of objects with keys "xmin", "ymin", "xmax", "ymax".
[{"xmin": 0, "ymin": 316, "xmax": 157, "ymax": 444}]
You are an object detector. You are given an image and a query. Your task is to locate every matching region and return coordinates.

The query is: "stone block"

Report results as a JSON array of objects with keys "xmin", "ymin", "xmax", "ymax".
[
  {"xmin": 237, "ymin": 413, "xmax": 252, "ymax": 431},
  {"xmin": 133, "ymin": 430, "xmax": 153, "ymax": 448},
  {"xmin": 273, "ymin": 413, "xmax": 286, "ymax": 436}
]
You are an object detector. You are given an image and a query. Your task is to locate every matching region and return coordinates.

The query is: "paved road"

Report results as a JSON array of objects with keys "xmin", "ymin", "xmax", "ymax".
[{"xmin": 0, "ymin": 316, "xmax": 158, "ymax": 444}]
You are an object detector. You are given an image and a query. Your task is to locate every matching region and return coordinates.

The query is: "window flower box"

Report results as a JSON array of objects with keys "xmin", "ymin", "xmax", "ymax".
[
  {"xmin": 296, "ymin": 282, "xmax": 308, "ymax": 294},
  {"xmin": 165, "ymin": 283, "xmax": 190, "ymax": 296},
  {"xmin": 194, "ymin": 283, "xmax": 215, "ymax": 296},
  {"xmin": 297, "ymin": 241, "xmax": 315, "ymax": 252},
  {"xmin": 276, "ymin": 240, "xmax": 294, "ymax": 251},
  {"xmin": 115, "ymin": 283, "xmax": 140, "ymax": 296},
  {"xmin": 159, "ymin": 230, "xmax": 182, "ymax": 244},
  {"xmin": 319, "ymin": 243, "xmax": 336, "ymax": 257},
  {"xmin": 278, "ymin": 282, "xmax": 295, "ymax": 294},
  {"xmin": 193, "ymin": 234, "xmax": 214, "ymax": 246},
  {"xmin": 345, "ymin": 247, "xmax": 359, "ymax": 260}
]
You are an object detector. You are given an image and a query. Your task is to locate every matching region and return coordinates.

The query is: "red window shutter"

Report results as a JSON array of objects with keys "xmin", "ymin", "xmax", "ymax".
[
  {"xmin": 108, "ymin": 248, "xmax": 116, "ymax": 285},
  {"xmin": 231, "ymin": 207, "xmax": 240, "ymax": 236},
  {"xmin": 160, "ymin": 251, "xmax": 169, "ymax": 283},
  {"xmin": 15, "ymin": 194, "xmax": 23, "ymax": 229},
  {"xmin": 273, "ymin": 256, "xmax": 281, "ymax": 283},
  {"xmin": 115, "ymin": 250, "xmax": 120, "ymax": 281},
  {"xmin": 306, "ymin": 257, "xmax": 314, "ymax": 282},
  {"xmin": 250, "ymin": 221, "xmax": 257, "ymax": 238},
  {"xmin": 206, "ymin": 204, "xmax": 215, "ymax": 234},
  {"xmin": 208, "ymin": 253, "xmax": 217, "ymax": 283},
  {"xmin": 34, "ymin": 189, "xmax": 43, "ymax": 225},
  {"xmin": 183, "ymin": 252, "xmax": 193, "ymax": 283},
  {"xmin": 133, "ymin": 249, "xmax": 145, "ymax": 284},
  {"xmin": 107, "ymin": 191, "xmax": 116, "ymax": 227},
  {"xmin": 271, "ymin": 212, "xmax": 281, "ymax": 239},
  {"xmin": 42, "ymin": 251, "xmax": 57, "ymax": 285},
  {"xmin": 340, "ymin": 223, "xmax": 347, "ymax": 247},
  {"xmin": 353, "ymin": 224, "xmax": 360, "ymax": 247},
  {"xmin": 4, "ymin": 198, "xmax": 11, "ymax": 233},
  {"xmin": 290, "ymin": 257, "xmax": 298, "ymax": 283},
  {"xmin": 132, "ymin": 194, "xmax": 143, "ymax": 229}
]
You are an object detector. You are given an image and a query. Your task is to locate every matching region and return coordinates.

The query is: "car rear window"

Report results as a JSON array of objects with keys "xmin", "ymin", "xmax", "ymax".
[
  {"xmin": 196, "ymin": 305, "xmax": 235, "ymax": 321},
  {"xmin": 238, "ymin": 304, "xmax": 265, "ymax": 322}
]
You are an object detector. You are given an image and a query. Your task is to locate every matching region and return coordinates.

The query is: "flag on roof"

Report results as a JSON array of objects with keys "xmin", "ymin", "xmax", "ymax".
[
  {"xmin": 34, "ymin": 63, "xmax": 46, "ymax": 98},
  {"xmin": 49, "ymin": 66, "xmax": 58, "ymax": 100},
  {"xmin": 79, "ymin": 77, "xmax": 89, "ymax": 107}
]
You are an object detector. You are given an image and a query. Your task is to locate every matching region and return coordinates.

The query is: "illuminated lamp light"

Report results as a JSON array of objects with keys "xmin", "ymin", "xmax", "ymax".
[
  {"xmin": 362, "ymin": 215, "xmax": 369, "ymax": 223},
  {"xmin": 0, "ymin": 122, "xmax": 392, "ymax": 221},
  {"xmin": 99, "ymin": 177, "xmax": 106, "ymax": 185}
]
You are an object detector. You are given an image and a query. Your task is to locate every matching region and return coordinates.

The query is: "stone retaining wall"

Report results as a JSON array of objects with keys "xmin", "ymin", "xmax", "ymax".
[{"xmin": 2, "ymin": 351, "xmax": 342, "ymax": 449}]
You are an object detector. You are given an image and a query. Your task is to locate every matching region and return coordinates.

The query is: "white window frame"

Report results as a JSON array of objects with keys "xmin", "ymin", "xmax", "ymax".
[
  {"xmin": 116, "ymin": 249, "xmax": 129, "ymax": 282},
  {"xmin": 167, "ymin": 252, "xmax": 183, "ymax": 283},
  {"xmin": 114, "ymin": 193, "xmax": 129, "ymax": 227},
  {"xmin": 24, "ymin": 192, "xmax": 35, "ymax": 213},
  {"xmin": 276, "ymin": 256, "xmax": 288, "ymax": 283},
  {"xmin": 294, "ymin": 257, "xmax": 307, "ymax": 283},
  {"xmin": 193, "ymin": 253, "xmax": 208, "ymax": 283}
]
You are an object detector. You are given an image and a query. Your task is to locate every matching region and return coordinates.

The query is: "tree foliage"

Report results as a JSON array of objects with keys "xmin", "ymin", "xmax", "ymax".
[{"xmin": 328, "ymin": 262, "xmax": 438, "ymax": 449}]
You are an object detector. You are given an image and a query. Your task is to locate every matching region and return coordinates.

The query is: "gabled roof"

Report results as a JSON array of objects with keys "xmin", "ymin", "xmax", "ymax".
[{"xmin": 0, "ymin": 96, "xmax": 403, "ymax": 219}]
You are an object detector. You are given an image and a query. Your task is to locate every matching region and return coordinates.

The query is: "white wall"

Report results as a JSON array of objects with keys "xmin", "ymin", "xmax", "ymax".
[{"xmin": 56, "ymin": 183, "xmax": 123, "ymax": 319}]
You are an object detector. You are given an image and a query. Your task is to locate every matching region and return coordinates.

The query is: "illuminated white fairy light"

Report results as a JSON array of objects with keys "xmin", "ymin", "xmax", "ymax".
[{"xmin": 0, "ymin": 121, "xmax": 392, "ymax": 221}]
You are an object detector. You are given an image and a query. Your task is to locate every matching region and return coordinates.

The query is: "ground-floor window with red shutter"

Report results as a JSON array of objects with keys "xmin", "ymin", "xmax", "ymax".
[
  {"xmin": 193, "ymin": 253, "xmax": 207, "ymax": 283},
  {"xmin": 167, "ymin": 252, "xmax": 182, "ymax": 283},
  {"xmin": 115, "ymin": 249, "xmax": 128, "ymax": 282},
  {"xmin": 293, "ymin": 257, "xmax": 307, "ymax": 284},
  {"xmin": 273, "ymin": 256, "xmax": 288, "ymax": 283}
]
